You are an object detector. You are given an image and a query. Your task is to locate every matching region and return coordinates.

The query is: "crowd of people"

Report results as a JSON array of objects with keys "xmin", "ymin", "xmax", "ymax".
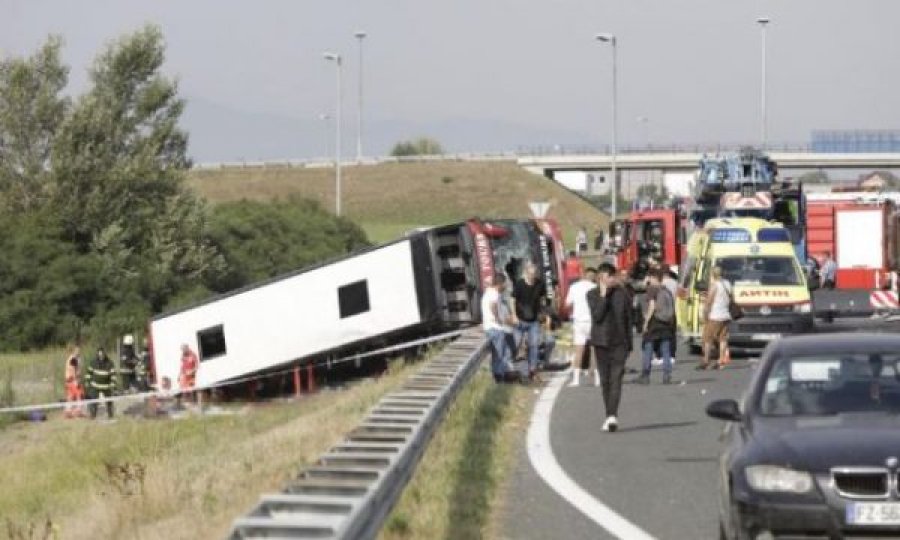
[{"xmin": 482, "ymin": 244, "xmax": 742, "ymax": 432}]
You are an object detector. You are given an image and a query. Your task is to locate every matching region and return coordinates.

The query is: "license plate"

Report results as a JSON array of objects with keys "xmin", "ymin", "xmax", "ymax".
[
  {"xmin": 847, "ymin": 502, "xmax": 900, "ymax": 525},
  {"xmin": 752, "ymin": 333, "xmax": 781, "ymax": 341}
]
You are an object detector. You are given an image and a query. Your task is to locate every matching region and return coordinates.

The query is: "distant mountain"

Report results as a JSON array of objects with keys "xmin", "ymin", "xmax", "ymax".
[{"xmin": 180, "ymin": 96, "xmax": 589, "ymax": 162}]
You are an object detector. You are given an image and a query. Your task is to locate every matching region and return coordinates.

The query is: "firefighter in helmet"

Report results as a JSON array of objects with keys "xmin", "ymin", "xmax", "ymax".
[
  {"xmin": 86, "ymin": 347, "xmax": 117, "ymax": 419},
  {"xmin": 120, "ymin": 334, "xmax": 138, "ymax": 392}
]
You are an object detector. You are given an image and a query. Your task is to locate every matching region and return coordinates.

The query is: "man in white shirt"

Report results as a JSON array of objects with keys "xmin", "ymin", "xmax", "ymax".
[
  {"xmin": 482, "ymin": 273, "xmax": 516, "ymax": 383},
  {"xmin": 565, "ymin": 267, "xmax": 598, "ymax": 386}
]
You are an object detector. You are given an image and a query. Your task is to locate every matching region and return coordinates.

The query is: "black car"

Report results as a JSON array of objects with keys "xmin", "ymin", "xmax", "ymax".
[{"xmin": 708, "ymin": 333, "xmax": 900, "ymax": 539}]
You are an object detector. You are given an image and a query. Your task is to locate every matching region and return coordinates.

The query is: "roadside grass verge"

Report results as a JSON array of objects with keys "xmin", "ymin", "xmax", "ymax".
[
  {"xmin": 0, "ymin": 349, "xmax": 65, "ymax": 428},
  {"xmin": 0, "ymin": 357, "xmax": 424, "ymax": 540},
  {"xmin": 380, "ymin": 365, "xmax": 534, "ymax": 540}
]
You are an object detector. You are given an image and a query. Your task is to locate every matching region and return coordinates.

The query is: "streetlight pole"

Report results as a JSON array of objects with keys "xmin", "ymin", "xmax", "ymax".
[
  {"xmin": 757, "ymin": 17, "xmax": 770, "ymax": 150},
  {"xmin": 354, "ymin": 31, "xmax": 366, "ymax": 162},
  {"xmin": 596, "ymin": 33, "xmax": 618, "ymax": 220},
  {"xmin": 324, "ymin": 52, "xmax": 343, "ymax": 216}
]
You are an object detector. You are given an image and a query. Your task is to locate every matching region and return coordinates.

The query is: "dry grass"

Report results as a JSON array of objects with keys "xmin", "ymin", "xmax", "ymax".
[
  {"xmin": 379, "ymin": 366, "xmax": 535, "ymax": 540},
  {"xmin": 0, "ymin": 358, "xmax": 422, "ymax": 540},
  {"xmin": 188, "ymin": 161, "xmax": 606, "ymax": 244}
]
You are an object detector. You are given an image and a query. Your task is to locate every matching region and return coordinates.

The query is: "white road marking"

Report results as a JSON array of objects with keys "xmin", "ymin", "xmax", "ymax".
[{"xmin": 526, "ymin": 372, "xmax": 657, "ymax": 540}]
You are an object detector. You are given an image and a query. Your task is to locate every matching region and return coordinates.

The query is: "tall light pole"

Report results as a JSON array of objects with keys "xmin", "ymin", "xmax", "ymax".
[
  {"xmin": 596, "ymin": 33, "xmax": 618, "ymax": 220},
  {"xmin": 354, "ymin": 31, "xmax": 366, "ymax": 162},
  {"xmin": 757, "ymin": 17, "xmax": 770, "ymax": 150},
  {"xmin": 324, "ymin": 52, "xmax": 343, "ymax": 216}
]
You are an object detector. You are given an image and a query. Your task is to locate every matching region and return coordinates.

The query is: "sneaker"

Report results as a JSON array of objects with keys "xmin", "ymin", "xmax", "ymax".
[
  {"xmin": 651, "ymin": 357, "xmax": 663, "ymax": 367},
  {"xmin": 602, "ymin": 416, "xmax": 618, "ymax": 432}
]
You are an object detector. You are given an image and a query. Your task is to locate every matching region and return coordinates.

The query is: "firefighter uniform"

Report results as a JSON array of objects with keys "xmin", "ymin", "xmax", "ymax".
[
  {"xmin": 119, "ymin": 335, "xmax": 138, "ymax": 391},
  {"xmin": 86, "ymin": 349, "xmax": 117, "ymax": 419},
  {"xmin": 135, "ymin": 348, "xmax": 150, "ymax": 391}
]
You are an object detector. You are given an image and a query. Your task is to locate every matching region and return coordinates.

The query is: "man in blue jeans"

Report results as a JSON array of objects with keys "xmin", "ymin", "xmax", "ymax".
[
  {"xmin": 481, "ymin": 273, "xmax": 516, "ymax": 382},
  {"xmin": 636, "ymin": 269, "xmax": 675, "ymax": 384},
  {"xmin": 511, "ymin": 262, "xmax": 549, "ymax": 381}
]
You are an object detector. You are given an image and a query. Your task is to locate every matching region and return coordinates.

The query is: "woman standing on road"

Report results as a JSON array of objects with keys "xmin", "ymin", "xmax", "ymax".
[{"xmin": 700, "ymin": 266, "xmax": 732, "ymax": 370}]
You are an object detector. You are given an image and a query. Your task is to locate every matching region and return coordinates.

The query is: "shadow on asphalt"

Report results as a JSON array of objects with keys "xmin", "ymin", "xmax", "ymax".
[
  {"xmin": 615, "ymin": 420, "xmax": 697, "ymax": 433},
  {"xmin": 445, "ymin": 383, "xmax": 514, "ymax": 540}
]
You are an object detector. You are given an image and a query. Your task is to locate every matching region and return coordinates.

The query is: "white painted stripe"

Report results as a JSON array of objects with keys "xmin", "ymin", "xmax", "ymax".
[
  {"xmin": 526, "ymin": 372, "xmax": 656, "ymax": 540},
  {"xmin": 870, "ymin": 290, "xmax": 900, "ymax": 309}
]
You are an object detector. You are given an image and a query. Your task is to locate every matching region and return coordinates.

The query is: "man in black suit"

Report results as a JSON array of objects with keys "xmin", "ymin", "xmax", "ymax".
[{"xmin": 587, "ymin": 262, "xmax": 633, "ymax": 432}]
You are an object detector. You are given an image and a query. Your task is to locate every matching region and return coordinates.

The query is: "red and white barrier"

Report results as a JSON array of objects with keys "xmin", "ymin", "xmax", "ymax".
[{"xmin": 870, "ymin": 290, "xmax": 900, "ymax": 310}]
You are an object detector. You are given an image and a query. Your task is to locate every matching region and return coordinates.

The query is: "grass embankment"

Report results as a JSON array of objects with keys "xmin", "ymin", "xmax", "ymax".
[
  {"xmin": 380, "ymin": 366, "xmax": 534, "ymax": 540},
  {"xmin": 0, "ymin": 350, "xmax": 64, "ymax": 421},
  {"xmin": 189, "ymin": 161, "xmax": 606, "ymax": 245},
  {"xmin": 1, "ymin": 359, "xmax": 420, "ymax": 540}
]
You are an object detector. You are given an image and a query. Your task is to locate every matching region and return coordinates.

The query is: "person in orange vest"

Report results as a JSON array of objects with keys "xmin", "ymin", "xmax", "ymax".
[
  {"xmin": 178, "ymin": 344, "xmax": 199, "ymax": 406},
  {"xmin": 63, "ymin": 346, "xmax": 85, "ymax": 418}
]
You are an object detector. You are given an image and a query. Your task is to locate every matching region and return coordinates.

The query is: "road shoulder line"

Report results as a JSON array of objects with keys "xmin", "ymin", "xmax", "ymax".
[{"xmin": 525, "ymin": 372, "xmax": 656, "ymax": 540}]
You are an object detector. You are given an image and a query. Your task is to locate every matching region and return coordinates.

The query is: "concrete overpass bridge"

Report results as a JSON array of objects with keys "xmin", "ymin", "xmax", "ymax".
[{"xmin": 518, "ymin": 151, "xmax": 900, "ymax": 177}]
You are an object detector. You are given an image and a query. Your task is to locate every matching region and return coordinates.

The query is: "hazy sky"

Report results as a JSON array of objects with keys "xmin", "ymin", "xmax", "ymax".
[{"xmin": 3, "ymin": 0, "xmax": 899, "ymax": 161}]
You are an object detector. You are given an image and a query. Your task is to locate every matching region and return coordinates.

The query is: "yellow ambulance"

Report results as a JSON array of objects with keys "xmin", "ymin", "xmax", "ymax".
[{"xmin": 676, "ymin": 217, "xmax": 815, "ymax": 352}]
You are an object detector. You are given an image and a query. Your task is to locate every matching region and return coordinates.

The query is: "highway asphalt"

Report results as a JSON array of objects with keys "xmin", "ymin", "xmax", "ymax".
[{"xmin": 501, "ymin": 318, "xmax": 899, "ymax": 540}]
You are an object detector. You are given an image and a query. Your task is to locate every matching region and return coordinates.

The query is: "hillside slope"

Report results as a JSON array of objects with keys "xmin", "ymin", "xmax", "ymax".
[{"xmin": 189, "ymin": 161, "xmax": 606, "ymax": 244}]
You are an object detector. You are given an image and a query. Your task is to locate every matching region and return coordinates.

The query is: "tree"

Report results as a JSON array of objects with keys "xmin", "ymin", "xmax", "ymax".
[
  {"xmin": 202, "ymin": 197, "xmax": 370, "ymax": 294},
  {"xmin": 797, "ymin": 171, "xmax": 829, "ymax": 184},
  {"xmin": 635, "ymin": 183, "xmax": 670, "ymax": 206},
  {"xmin": 50, "ymin": 25, "xmax": 221, "ymax": 313},
  {"xmin": 0, "ymin": 36, "xmax": 69, "ymax": 212},
  {"xmin": 390, "ymin": 137, "xmax": 444, "ymax": 156}
]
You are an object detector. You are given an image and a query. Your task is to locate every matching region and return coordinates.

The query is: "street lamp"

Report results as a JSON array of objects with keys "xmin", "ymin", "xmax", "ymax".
[
  {"xmin": 756, "ymin": 17, "xmax": 770, "ymax": 150},
  {"xmin": 596, "ymin": 32, "xmax": 618, "ymax": 220},
  {"xmin": 324, "ymin": 52, "xmax": 343, "ymax": 216},
  {"xmin": 354, "ymin": 31, "xmax": 366, "ymax": 162}
]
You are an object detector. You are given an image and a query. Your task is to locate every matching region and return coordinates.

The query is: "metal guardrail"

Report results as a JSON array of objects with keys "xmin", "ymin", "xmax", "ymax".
[{"xmin": 229, "ymin": 330, "xmax": 487, "ymax": 539}]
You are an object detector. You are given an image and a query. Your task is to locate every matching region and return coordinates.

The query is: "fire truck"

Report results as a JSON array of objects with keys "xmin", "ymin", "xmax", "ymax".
[
  {"xmin": 805, "ymin": 192, "xmax": 900, "ymax": 289},
  {"xmin": 607, "ymin": 149, "xmax": 805, "ymax": 281}
]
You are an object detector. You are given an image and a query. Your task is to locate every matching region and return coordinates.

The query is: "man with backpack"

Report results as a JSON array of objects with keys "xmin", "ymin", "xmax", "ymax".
[{"xmin": 636, "ymin": 269, "xmax": 676, "ymax": 384}]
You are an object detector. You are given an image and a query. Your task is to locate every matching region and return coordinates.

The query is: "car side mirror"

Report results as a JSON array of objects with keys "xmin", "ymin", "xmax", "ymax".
[{"xmin": 706, "ymin": 399, "xmax": 742, "ymax": 422}]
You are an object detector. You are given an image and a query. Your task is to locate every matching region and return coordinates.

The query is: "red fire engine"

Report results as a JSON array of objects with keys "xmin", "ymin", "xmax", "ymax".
[{"xmin": 805, "ymin": 192, "xmax": 900, "ymax": 289}]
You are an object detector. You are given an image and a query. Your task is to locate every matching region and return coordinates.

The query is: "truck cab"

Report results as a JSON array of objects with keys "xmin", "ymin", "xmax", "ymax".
[{"xmin": 608, "ymin": 206, "xmax": 688, "ymax": 281}]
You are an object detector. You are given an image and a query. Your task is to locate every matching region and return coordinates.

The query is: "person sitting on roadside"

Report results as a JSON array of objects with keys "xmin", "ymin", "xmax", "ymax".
[{"xmin": 482, "ymin": 274, "xmax": 518, "ymax": 383}]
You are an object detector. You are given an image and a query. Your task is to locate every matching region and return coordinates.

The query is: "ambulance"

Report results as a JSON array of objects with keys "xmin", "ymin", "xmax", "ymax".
[{"xmin": 676, "ymin": 217, "xmax": 815, "ymax": 352}]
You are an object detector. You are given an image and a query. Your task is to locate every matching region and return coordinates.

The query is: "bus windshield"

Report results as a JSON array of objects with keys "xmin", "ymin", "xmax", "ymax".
[{"xmin": 716, "ymin": 256, "xmax": 803, "ymax": 286}]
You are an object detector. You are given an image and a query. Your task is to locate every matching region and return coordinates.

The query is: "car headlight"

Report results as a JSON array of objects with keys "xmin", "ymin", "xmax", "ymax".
[
  {"xmin": 793, "ymin": 302, "xmax": 812, "ymax": 313},
  {"xmin": 745, "ymin": 465, "xmax": 813, "ymax": 493}
]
